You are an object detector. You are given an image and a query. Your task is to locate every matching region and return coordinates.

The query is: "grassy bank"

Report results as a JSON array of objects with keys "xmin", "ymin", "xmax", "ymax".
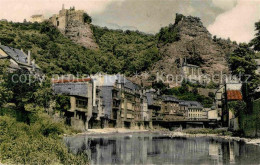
[
  {"xmin": 0, "ymin": 110, "xmax": 88, "ymax": 164},
  {"xmin": 183, "ymin": 128, "xmax": 232, "ymax": 136}
]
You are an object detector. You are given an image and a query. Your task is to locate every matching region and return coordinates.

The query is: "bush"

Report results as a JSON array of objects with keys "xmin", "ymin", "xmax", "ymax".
[{"xmin": 0, "ymin": 114, "xmax": 87, "ymax": 164}]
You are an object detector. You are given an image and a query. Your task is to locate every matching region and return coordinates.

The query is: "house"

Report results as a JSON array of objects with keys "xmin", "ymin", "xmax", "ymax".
[
  {"xmin": 179, "ymin": 101, "xmax": 205, "ymax": 120},
  {"xmin": 91, "ymin": 74, "xmax": 151, "ymax": 129},
  {"xmin": 52, "ymin": 74, "xmax": 152, "ymax": 130},
  {"xmin": 181, "ymin": 58, "xmax": 202, "ymax": 83},
  {"xmin": 146, "ymin": 89, "xmax": 163, "ymax": 121},
  {"xmin": 218, "ymin": 89, "xmax": 243, "ymax": 128},
  {"xmin": 214, "ymin": 77, "xmax": 242, "ymax": 126},
  {"xmin": 52, "ymin": 78, "xmax": 93, "ymax": 131},
  {"xmin": 30, "ymin": 15, "xmax": 45, "ymax": 23},
  {"xmin": 89, "ymin": 74, "xmax": 122, "ymax": 128},
  {"xmin": 182, "ymin": 63, "xmax": 200, "ymax": 77},
  {"xmin": 52, "ymin": 73, "xmax": 212, "ymax": 130},
  {"xmin": 161, "ymin": 95, "xmax": 184, "ymax": 121},
  {"xmin": 207, "ymin": 108, "xmax": 221, "ymax": 121},
  {"xmin": 0, "ymin": 45, "xmax": 40, "ymax": 73}
]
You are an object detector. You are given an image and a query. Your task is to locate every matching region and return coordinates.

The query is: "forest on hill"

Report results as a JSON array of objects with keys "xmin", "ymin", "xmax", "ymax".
[{"xmin": 0, "ymin": 21, "xmax": 160, "ymax": 76}]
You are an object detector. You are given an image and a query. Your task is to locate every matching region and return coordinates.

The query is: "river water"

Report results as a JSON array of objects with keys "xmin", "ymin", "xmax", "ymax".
[{"xmin": 64, "ymin": 133, "xmax": 260, "ymax": 165}]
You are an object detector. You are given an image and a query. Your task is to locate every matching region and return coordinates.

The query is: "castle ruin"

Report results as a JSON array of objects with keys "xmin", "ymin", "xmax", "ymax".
[{"xmin": 50, "ymin": 5, "xmax": 99, "ymax": 50}]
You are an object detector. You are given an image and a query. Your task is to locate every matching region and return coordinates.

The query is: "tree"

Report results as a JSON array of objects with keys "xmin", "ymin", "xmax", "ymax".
[
  {"xmin": 0, "ymin": 60, "xmax": 13, "ymax": 107},
  {"xmin": 250, "ymin": 21, "xmax": 260, "ymax": 51},
  {"xmin": 228, "ymin": 101, "xmax": 246, "ymax": 117},
  {"xmin": 229, "ymin": 43, "xmax": 260, "ymax": 93},
  {"xmin": 83, "ymin": 13, "xmax": 92, "ymax": 24}
]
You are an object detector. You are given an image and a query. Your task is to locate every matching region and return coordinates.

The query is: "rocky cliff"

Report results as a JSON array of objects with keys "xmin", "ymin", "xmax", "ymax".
[
  {"xmin": 65, "ymin": 20, "xmax": 99, "ymax": 50},
  {"xmin": 131, "ymin": 14, "xmax": 237, "ymax": 86}
]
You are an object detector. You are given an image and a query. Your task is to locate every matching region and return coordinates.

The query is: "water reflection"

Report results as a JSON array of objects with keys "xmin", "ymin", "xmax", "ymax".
[{"xmin": 64, "ymin": 133, "xmax": 260, "ymax": 165}]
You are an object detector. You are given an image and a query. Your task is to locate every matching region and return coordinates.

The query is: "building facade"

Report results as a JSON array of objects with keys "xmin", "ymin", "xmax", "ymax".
[
  {"xmin": 161, "ymin": 95, "xmax": 184, "ymax": 121},
  {"xmin": 52, "ymin": 74, "xmax": 218, "ymax": 131},
  {"xmin": 179, "ymin": 101, "xmax": 205, "ymax": 120},
  {"xmin": 53, "ymin": 78, "xmax": 93, "ymax": 131}
]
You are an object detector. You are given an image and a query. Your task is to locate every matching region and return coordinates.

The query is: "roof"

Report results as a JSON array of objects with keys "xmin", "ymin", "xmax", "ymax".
[
  {"xmin": 100, "ymin": 86, "xmax": 113, "ymax": 118},
  {"xmin": 53, "ymin": 82, "xmax": 89, "ymax": 97},
  {"xmin": 0, "ymin": 45, "xmax": 40, "ymax": 69},
  {"xmin": 31, "ymin": 15, "xmax": 43, "ymax": 18},
  {"xmin": 92, "ymin": 74, "xmax": 140, "ymax": 91},
  {"xmin": 146, "ymin": 92, "xmax": 153, "ymax": 105},
  {"xmin": 227, "ymin": 90, "xmax": 242, "ymax": 101},
  {"xmin": 52, "ymin": 78, "xmax": 92, "ymax": 83},
  {"xmin": 182, "ymin": 63, "xmax": 199, "ymax": 68},
  {"xmin": 161, "ymin": 95, "xmax": 179, "ymax": 102},
  {"xmin": 0, "ymin": 45, "xmax": 28, "ymax": 64},
  {"xmin": 179, "ymin": 100, "xmax": 203, "ymax": 109}
]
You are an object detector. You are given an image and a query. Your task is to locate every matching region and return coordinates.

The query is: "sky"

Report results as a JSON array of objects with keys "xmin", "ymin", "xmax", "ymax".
[{"xmin": 0, "ymin": 0, "xmax": 260, "ymax": 43}]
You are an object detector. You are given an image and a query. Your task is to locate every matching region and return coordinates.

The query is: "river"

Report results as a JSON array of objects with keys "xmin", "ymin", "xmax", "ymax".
[{"xmin": 64, "ymin": 133, "xmax": 260, "ymax": 164}]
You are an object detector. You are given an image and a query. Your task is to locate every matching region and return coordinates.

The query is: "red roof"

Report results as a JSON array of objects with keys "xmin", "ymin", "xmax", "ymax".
[
  {"xmin": 52, "ymin": 78, "xmax": 92, "ymax": 83},
  {"xmin": 227, "ymin": 90, "xmax": 242, "ymax": 101}
]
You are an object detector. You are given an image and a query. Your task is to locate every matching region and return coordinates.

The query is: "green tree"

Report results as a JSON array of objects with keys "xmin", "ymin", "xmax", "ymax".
[
  {"xmin": 229, "ymin": 43, "xmax": 260, "ymax": 93},
  {"xmin": 0, "ymin": 60, "xmax": 13, "ymax": 106},
  {"xmin": 83, "ymin": 13, "xmax": 92, "ymax": 23},
  {"xmin": 250, "ymin": 21, "xmax": 260, "ymax": 51},
  {"xmin": 228, "ymin": 101, "xmax": 246, "ymax": 117}
]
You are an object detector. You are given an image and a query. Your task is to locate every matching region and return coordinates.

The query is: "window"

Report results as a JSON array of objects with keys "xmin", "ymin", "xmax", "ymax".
[{"xmin": 76, "ymin": 98, "xmax": 88, "ymax": 109}]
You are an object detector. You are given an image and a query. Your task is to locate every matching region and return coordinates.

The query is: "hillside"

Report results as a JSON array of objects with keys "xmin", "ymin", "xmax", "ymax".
[
  {"xmin": 0, "ymin": 14, "xmax": 237, "ymax": 84},
  {"xmin": 91, "ymin": 26, "xmax": 160, "ymax": 75},
  {"xmin": 0, "ymin": 21, "xmax": 160, "ymax": 76}
]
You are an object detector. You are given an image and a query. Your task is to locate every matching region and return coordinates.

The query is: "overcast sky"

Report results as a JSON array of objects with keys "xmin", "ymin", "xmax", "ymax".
[{"xmin": 0, "ymin": 0, "xmax": 260, "ymax": 43}]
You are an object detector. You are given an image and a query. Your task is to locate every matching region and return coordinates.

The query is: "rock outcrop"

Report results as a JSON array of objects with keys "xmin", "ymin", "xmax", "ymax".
[
  {"xmin": 65, "ymin": 20, "xmax": 99, "ymax": 50},
  {"xmin": 131, "ymin": 14, "xmax": 238, "ymax": 86}
]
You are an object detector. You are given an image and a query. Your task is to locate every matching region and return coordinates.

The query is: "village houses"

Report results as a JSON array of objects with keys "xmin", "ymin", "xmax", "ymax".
[{"xmin": 0, "ymin": 44, "xmax": 222, "ymax": 131}]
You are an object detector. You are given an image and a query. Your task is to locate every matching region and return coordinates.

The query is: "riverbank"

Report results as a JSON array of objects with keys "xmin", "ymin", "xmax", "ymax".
[
  {"xmin": 163, "ymin": 131, "xmax": 260, "ymax": 146},
  {"xmin": 69, "ymin": 128, "xmax": 260, "ymax": 146},
  {"xmin": 65, "ymin": 128, "xmax": 150, "ymax": 136}
]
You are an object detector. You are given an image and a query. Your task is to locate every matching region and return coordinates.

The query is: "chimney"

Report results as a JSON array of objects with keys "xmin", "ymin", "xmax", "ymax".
[
  {"xmin": 32, "ymin": 59, "xmax": 35, "ymax": 71},
  {"xmin": 27, "ymin": 50, "xmax": 31, "ymax": 65},
  {"xmin": 62, "ymin": 4, "xmax": 65, "ymax": 10}
]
